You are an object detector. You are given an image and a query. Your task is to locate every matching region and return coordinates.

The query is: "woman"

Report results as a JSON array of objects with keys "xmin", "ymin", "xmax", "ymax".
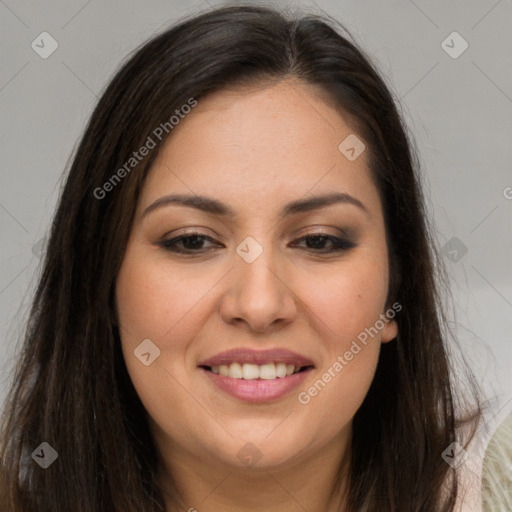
[{"xmin": 0, "ymin": 4, "xmax": 483, "ymax": 511}]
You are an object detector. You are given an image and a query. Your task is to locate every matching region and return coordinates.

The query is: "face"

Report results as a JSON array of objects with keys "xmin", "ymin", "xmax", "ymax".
[{"xmin": 115, "ymin": 79, "xmax": 398, "ymax": 472}]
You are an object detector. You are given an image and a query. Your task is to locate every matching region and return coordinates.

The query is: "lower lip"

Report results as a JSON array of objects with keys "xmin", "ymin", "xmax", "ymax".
[{"xmin": 200, "ymin": 367, "xmax": 313, "ymax": 403}]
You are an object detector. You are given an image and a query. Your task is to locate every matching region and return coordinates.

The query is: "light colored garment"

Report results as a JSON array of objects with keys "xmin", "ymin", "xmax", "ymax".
[{"xmin": 481, "ymin": 411, "xmax": 512, "ymax": 512}]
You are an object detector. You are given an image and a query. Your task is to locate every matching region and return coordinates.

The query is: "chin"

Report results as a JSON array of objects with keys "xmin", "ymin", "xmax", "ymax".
[{"xmin": 209, "ymin": 427, "xmax": 316, "ymax": 470}]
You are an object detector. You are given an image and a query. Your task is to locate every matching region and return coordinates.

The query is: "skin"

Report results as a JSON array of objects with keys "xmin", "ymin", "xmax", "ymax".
[{"xmin": 115, "ymin": 78, "xmax": 398, "ymax": 512}]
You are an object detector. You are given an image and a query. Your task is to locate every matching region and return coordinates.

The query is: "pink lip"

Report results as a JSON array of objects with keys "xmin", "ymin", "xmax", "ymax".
[
  {"xmin": 200, "ymin": 367, "xmax": 313, "ymax": 403},
  {"xmin": 198, "ymin": 349, "xmax": 315, "ymax": 403},
  {"xmin": 198, "ymin": 348, "xmax": 314, "ymax": 367}
]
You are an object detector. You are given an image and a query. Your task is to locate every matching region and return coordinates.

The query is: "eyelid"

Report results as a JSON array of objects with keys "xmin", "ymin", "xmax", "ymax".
[
  {"xmin": 162, "ymin": 226, "xmax": 220, "ymax": 240},
  {"xmin": 294, "ymin": 225, "xmax": 354, "ymax": 240},
  {"xmin": 157, "ymin": 227, "xmax": 357, "ymax": 255},
  {"xmin": 292, "ymin": 232, "xmax": 357, "ymax": 251},
  {"xmin": 160, "ymin": 225, "xmax": 352, "ymax": 244}
]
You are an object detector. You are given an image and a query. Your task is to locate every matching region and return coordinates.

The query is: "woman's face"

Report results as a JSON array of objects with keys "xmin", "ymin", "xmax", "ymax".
[{"xmin": 115, "ymin": 79, "xmax": 398, "ymax": 471}]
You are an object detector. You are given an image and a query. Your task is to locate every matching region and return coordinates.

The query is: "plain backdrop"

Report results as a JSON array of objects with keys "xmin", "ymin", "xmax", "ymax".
[{"xmin": 1, "ymin": 0, "xmax": 511, "ymax": 448}]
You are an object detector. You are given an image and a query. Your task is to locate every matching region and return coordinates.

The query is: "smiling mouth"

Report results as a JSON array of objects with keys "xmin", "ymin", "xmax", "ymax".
[{"xmin": 200, "ymin": 362, "xmax": 314, "ymax": 380}]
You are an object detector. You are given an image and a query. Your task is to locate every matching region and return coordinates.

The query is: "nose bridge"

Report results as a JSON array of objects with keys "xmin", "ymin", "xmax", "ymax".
[
  {"xmin": 219, "ymin": 235, "xmax": 297, "ymax": 332},
  {"xmin": 238, "ymin": 242, "xmax": 279, "ymax": 293}
]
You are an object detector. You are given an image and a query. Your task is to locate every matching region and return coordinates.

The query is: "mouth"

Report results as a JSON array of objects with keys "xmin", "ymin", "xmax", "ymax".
[
  {"xmin": 198, "ymin": 348, "xmax": 315, "ymax": 403},
  {"xmin": 199, "ymin": 362, "xmax": 314, "ymax": 380}
]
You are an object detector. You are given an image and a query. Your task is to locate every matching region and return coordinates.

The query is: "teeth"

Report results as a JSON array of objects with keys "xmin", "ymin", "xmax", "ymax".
[
  {"xmin": 242, "ymin": 364, "xmax": 260, "ymax": 380},
  {"xmin": 276, "ymin": 363, "xmax": 287, "ymax": 378},
  {"xmin": 259, "ymin": 363, "xmax": 276, "ymax": 380},
  {"xmin": 210, "ymin": 362, "xmax": 305, "ymax": 380},
  {"xmin": 229, "ymin": 362, "xmax": 243, "ymax": 379}
]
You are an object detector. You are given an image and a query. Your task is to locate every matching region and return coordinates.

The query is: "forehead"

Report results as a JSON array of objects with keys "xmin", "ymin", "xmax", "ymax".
[{"xmin": 139, "ymin": 79, "xmax": 380, "ymax": 218}]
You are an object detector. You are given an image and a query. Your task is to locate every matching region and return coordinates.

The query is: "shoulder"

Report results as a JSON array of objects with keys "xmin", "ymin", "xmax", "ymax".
[{"xmin": 481, "ymin": 411, "xmax": 512, "ymax": 512}]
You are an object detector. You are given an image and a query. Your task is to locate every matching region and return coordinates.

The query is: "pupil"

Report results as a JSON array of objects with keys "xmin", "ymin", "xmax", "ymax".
[
  {"xmin": 184, "ymin": 236, "xmax": 202, "ymax": 249},
  {"xmin": 308, "ymin": 236, "xmax": 326, "ymax": 249}
]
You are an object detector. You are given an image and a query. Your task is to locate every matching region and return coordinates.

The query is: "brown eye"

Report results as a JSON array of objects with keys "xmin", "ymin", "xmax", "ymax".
[
  {"xmin": 294, "ymin": 233, "xmax": 356, "ymax": 253},
  {"xmin": 159, "ymin": 233, "xmax": 221, "ymax": 254}
]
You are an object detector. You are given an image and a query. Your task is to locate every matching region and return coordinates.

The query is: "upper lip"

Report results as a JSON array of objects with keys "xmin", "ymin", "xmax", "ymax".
[{"xmin": 198, "ymin": 348, "xmax": 315, "ymax": 367}]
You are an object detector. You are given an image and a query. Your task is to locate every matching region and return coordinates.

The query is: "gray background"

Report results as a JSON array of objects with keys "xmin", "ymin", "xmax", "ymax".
[{"xmin": 1, "ymin": 0, "xmax": 511, "ymax": 442}]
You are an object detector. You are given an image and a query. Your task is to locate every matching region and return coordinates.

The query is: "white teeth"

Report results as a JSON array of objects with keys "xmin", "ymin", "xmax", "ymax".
[
  {"xmin": 259, "ymin": 363, "xmax": 276, "ymax": 380},
  {"xmin": 242, "ymin": 364, "xmax": 260, "ymax": 380},
  {"xmin": 276, "ymin": 363, "xmax": 287, "ymax": 378},
  {"xmin": 210, "ymin": 362, "xmax": 305, "ymax": 380},
  {"xmin": 229, "ymin": 362, "xmax": 243, "ymax": 379}
]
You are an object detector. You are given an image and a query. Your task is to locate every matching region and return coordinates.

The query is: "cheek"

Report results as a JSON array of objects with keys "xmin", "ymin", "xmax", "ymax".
[
  {"xmin": 115, "ymin": 247, "xmax": 234, "ymax": 411},
  {"xmin": 297, "ymin": 346, "xmax": 379, "ymax": 449},
  {"xmin": 115, "ymin": 249, "xmax": 218, "ymax": 344},
  {"xmin": 115, "ymin": 249, "xmax": 210, "ymax": 428},
  {"xmin": 292, "ymin": 258, "xmax": 387, "ymax": 421},
  {"xmin": 297, "ymin": 256, "xmax": 389, "ymax": 346}
]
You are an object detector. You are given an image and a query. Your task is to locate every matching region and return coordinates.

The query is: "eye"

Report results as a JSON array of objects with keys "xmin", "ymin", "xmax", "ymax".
[
  {"xmin": 293, "ymin": 233, "xmax": 356, "ymax": 253},
  {"xmin": 158, "ymin": 232, "xmax": 220, "ymax": 254},
  {"xmin": 158, "ymin": 230, "xmax": 356, "ymax": 255}
]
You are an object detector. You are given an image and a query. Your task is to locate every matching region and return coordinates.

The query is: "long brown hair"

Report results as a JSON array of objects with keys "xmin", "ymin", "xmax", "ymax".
[{"xmin": 0, "ymin": 4, "xmax": 482, "ymax": 511}]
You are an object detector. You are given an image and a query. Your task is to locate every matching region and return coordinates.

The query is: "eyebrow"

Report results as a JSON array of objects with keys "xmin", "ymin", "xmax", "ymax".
[{"xmin": 141, "ymin": 192, "xmax": 368, "ymax": 219}]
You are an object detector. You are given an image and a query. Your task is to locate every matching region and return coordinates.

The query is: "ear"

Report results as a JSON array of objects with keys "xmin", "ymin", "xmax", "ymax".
[{"xmin": 381, "ymin": 318, "xmax": 398, "ymax": 344}]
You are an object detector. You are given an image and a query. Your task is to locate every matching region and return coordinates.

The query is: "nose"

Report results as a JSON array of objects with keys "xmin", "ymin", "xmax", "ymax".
[{"xmin": 219, "ymin": 247, "xmax": 298, "ymax": 334}]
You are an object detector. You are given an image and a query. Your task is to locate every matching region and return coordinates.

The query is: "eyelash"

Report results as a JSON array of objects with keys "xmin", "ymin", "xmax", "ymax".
[{"xmin": 157, "ymin": 231, "xmax": 356, "ymax": 255}]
